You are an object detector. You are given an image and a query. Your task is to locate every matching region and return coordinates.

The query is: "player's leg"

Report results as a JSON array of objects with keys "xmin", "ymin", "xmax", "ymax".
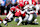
[
  {"xmin": 23, "ymin": 14, "xmax": 29, "ymax": 21},
  {"xmin": 30, "ymin": 14, "xmax": 38, "ymax": 25},
  {"xmin": 33, "ymin": 14, "xmax": 38, "ymax": 25},
  {"xmin": 27, "ymin": 14, "xmax": 33, "ymax": 24},
  {"xmin": 3, "ymin": 19, "xmax": 7, "ymax": 26},
  {"xmin": 3, "ymin": 11, "xmax": 14, "ymax": 26},
  {"xmin": 22, "ymin": 14, "xmax": 28, "ymax": 25},
  {"xmin": 17, "ymin": 17, "xmax": 22, "ymax": 25}
]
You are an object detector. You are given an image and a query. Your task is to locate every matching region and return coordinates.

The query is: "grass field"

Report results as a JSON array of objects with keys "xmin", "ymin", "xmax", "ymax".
[{"xmin": 0, "ymin": 16, "xmax": 40, "ymax": 27}]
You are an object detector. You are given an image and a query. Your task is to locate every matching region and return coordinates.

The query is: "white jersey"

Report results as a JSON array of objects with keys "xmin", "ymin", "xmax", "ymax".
[
  {"xmin": 23, "ymin": 5, "xmax": 34, "ymax": 9},
  {"xmin": 6, "ymin": 11, "xmax": 13, "ymax": 19},
  {"xmin": 35, "ymin": 4, "xmax": 39, "ymax": 13},
  {"xmin": 35, "ymin": 4, "xmax": 40, "ymax": 10},
  {"xmin": 35, "ymin": 4, "xmax": 40, "ymax": 15},
  {"xmin": 24, "ymin": 5, "xmax": 37, "ymax": 21}
]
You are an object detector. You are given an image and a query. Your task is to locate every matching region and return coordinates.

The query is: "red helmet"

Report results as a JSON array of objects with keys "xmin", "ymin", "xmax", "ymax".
[
  {"xmin": 26, "ymin": 1, "xmax": 29, "ymax": 5},
  {"xmin": 19, "ymin": 4, "xmax": 24, "ymax": 7},
  {"xmin": 24, "ymin": 1, "xmax": 29, "ymax": 5},
  {"xmin": 10, "ymin": 7, "xmax": 15, "ymax": 12},
  {"xmin": 32, "ymin": 2, "xmax": 36, "ymax": 6}
]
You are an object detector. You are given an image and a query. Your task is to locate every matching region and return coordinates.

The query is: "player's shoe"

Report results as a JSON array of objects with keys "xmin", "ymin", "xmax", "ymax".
[
  {"xmin": 30, "ymin": 22, "xmax": 38, "ymax": 25},
  {"xmin": 5, "ymin": 23, "xmax": 8, "ymax": 26}
]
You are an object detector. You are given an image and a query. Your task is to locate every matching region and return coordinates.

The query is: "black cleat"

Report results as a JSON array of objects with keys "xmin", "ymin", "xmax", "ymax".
[
  {"xmin": 5, "ymin": 23, "xmax": 8, "ymax": 26},
  {"xmin": 30, "ymin": 23, "xmax": 38, "ymax": 25}
]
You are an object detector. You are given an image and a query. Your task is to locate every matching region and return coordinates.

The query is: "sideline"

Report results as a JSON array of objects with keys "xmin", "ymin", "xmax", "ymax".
[{"xmin": 0, "ymin": 15, "xmax": 6, "ymax": 17}]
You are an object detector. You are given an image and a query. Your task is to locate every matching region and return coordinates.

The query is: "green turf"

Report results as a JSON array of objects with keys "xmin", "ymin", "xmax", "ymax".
[{"xmin": 0, "ymin": 16, "xmax": 40, "ymax": 27}]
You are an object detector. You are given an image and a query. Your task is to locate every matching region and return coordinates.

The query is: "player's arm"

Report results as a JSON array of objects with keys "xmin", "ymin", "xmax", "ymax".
[
  {"xmin": 17, "ymin": 17, "xmax": 22, "ymax": 25},
  {"xmin": 27, "ymin": 11, "xmax": 35, "ymax": 14},
  {"xmin": 23, "ymin": 5, "xmax": 29, "ymax": 9}
]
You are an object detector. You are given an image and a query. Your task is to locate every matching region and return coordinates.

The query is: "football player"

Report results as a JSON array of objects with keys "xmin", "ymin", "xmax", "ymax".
[
  {"xmin": 3, "ymin": 3, "xmax": 25, "ymax": 26},
  {"xmin": 23, "ymin": 5, "xmax": 38, "ymax": 25}
]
